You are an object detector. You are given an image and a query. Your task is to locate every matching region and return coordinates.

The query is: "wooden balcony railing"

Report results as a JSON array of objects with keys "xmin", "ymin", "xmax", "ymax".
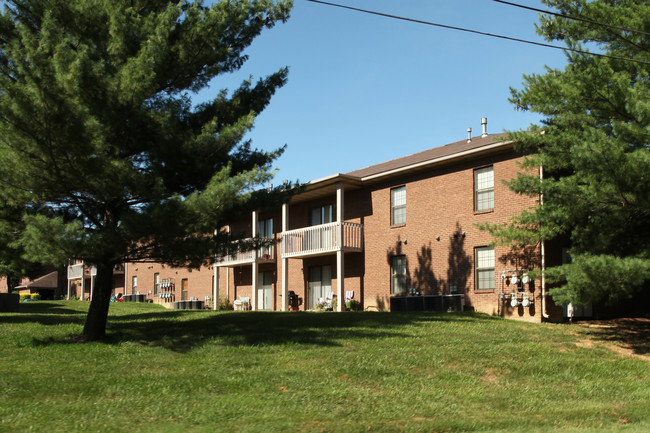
[{"xmin": 281, "ymin": 222, "xmax": 363, "ymax": 258}]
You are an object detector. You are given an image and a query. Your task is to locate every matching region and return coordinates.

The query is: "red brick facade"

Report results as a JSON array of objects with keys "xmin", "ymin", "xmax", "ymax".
[{"xmin": 123, "ymin": 132, "xmax": 562, "ymax": 322}]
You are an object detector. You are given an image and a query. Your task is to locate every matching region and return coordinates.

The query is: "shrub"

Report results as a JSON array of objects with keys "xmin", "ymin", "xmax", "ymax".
[
  {"xmin": 30, "ymin": 293, "xmax": 41, "ymax": 300},
  {"xmin": 346, "ymin": 299, "xmax": 362, "ymax": 311},
  {"xmin": 313, "ymin": 301, "xmax": 330, "ymax": 312},
  {"xmin": 218, "ymin": 296, "xmax": 233, "ymax": 310}
]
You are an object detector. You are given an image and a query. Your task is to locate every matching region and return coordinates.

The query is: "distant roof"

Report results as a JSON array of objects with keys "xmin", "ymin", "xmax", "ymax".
[
  {"xmin": 15, "ymin": 271, "xmax": 59, "ymax": 289},
  {"xmin": 345, "ymin": 133, "xmax": 508, "ymax": 180}
]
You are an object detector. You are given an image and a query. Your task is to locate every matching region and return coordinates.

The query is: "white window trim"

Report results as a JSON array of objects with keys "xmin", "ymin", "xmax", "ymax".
[
  {"xmin": 475, "ymin": 246, "xmax": 495, "ymax": 291},
  {"xmin": 391, "ymin": 186, "xmax": 406, "ymax": 226},
  {"xmin": 474, "ymin": 166, "xmax": 494, "ymax": 212}
]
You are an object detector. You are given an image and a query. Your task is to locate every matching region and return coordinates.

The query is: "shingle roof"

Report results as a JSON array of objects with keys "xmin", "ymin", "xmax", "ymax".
[
  {"xmin": 15, "ymin": 271, "xmax": 59, "ymax": 289},
  {"xmin": 345, "ymin": 133, "xmax": 507, "ymax": 179}
]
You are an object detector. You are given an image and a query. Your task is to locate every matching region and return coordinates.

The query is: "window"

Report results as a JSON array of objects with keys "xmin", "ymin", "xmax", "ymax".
[
  {"xmin": 474, "ymin": 166, "xmax": 494, "ymax": 211},
  {"xmin": 153, "ymin": 273, "xmax": 160, "ymax": 295},
  {"xmin": 391, "ymin": 255, "xmax": 407, "ymax": 295},
  {"xmin": 475, "ymin": 247, "xmax": 495, "ymax": 290},
  {"xmin": 391, "ymin": 186, "xmax": 406, "ymax": 225},
  {"xmin": 258, "ymin": 218, "xmax": 273, "ymax": 238},
  {"xmin": 310, "ymin": 205, "xmax": 333, "ymax": 226},
  {"xmin": 258, "ymin": 218, "xmax": 274, "ymax": 258},
  {"xmin": 131, "ymin": 276, "xmax": 138, "ymax": 295},
  {"xmin": 181, "ymin": 278, "xmax": 189, "ymax": 301}
]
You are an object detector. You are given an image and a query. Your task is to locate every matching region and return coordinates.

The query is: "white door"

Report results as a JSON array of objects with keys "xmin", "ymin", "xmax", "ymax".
[
  {"xmin": 310, "ymin": 205, "xmax": 333, "ymax": 250},
  {"xmin": 308, "ymin": 265, "xmax": 332, "ymax": 309},
  {"xmin": 257, "ymin": 271, "xmax": 273, "ymax": 310}
]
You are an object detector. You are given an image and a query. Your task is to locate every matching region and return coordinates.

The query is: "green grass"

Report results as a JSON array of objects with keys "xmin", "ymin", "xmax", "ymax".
[{"xmin": 1, "ymin": 302, "xmax": 649, "ymax": 433}]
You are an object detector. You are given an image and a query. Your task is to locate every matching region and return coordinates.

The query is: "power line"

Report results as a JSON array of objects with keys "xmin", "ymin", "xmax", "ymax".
[
  {"xmin": 492, "ymin": 0, "xmax": 650, "ymax": 37},
  {"xmin": 305, "ymin": 0, "xmax": 650, "ymax": 66}
]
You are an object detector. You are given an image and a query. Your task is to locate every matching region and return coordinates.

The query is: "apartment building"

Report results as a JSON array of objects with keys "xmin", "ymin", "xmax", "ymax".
[{"xmin": 123, "ymin": 120, "xmax": 564, "ymax": 322}]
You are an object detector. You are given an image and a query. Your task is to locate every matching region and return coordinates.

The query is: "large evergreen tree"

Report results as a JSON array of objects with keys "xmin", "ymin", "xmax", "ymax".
[
  {"xmin": 484, "ymin": 0, "xmax": 650, "ymax": 308},
  {"xmin": 0, "ymin": 0, "xmax": 293, "ymax": 340}
]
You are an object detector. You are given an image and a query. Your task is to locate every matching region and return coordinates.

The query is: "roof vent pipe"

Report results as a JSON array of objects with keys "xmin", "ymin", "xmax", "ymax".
[
  {"xmin": 467, "ymin": 128, "xmax": 472, "ymax": 143},
  {"xmin": 481, "ymin": 117, "xmax": 488, "ymax": 137}
]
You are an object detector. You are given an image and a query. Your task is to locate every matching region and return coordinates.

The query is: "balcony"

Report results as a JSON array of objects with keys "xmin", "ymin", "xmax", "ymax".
[
  {"xmin": 67, "ymin": 263, "xmax": 84, "ymax": 279},
  {"xmin": 281, "ymin": 222, "xmax": 363, "ymax": 258},
  {"xmin": 67, "ymin": 263, "xmax": 125, "ymax": 279},
  {"xmin": 215, "ymin": 239, "xmax": 276, "ymax": 267}
]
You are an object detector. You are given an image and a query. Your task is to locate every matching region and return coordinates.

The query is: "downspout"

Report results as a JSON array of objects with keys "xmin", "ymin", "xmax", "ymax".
[{"xmin": 540, "ymin": 164, "xmax": 549, "ymax": 319}]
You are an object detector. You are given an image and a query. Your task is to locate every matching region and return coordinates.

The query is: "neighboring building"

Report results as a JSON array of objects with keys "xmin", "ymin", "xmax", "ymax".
[
  {"xmin": 124, "ymin": 119, "xmax": 565, "ymax": 322},
  {"xmin": 14, "ymin": 270, "xmax": 68, "ymax": 300},
  {"xmin": 0, "ymin": 267, "xmax": 68, "ymax": 300}
]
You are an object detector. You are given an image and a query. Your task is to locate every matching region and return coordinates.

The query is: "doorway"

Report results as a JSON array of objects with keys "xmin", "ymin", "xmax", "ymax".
[
  {"xmin": 308, "ymin": 265, "xmax": 332, "ymax": 309},
  {"xmin": 257, "ymin": 271, "xmax": 274, "ymax": 310}
]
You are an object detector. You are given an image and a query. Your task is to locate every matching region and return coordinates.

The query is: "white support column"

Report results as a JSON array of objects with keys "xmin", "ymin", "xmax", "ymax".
[
  {"xmin": 213, "ymin": 264, "xmax": 219, "ymax": 311},
  {"xmin": 81, "ymin": 261, "xmax": 86, "ymax": 301},
  {"xmin": 226, "ymin": 268, "xmax": 230, "ymax": 301},
  {"xmin": 90, "ymin": 274, "xmax": 95, "ymax": 302},
  {"xmin": 336, "ymin": 184, "xmax": 344, "ymax": 312},
  {"xmin": 281, "ymin": 202, "xmax": 289, "ymax": 311},
  {"xmin": 251, "ymin": 211, "xmax": 259, "ymax": 311},
  {"xmin": 66, "ymin": 263, "xmax": 71, "ymax": 300}
]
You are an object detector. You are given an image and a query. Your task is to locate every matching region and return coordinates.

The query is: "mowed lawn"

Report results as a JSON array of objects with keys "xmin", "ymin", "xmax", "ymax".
[{"xmin": 0, "ymin": 302, "xmax": 648, "ymax": 433}]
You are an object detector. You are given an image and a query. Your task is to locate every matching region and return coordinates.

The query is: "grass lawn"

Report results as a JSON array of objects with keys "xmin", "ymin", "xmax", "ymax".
[{"xmin": 0, "ymin": 301, "xmax": 649, "ymax": 433}]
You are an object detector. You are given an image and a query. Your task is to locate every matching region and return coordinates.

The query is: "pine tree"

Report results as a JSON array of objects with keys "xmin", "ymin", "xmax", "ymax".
[
  {"xmin": 0, "ymin": 0, "xmax": 293, "ymax": 340},
  {"xmin": 483, "ymin": 0, "xmax": 650, "ymax": 309}
]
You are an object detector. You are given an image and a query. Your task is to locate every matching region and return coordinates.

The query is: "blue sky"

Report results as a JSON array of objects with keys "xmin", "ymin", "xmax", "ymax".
[{"xmin": 203, "ymin": 0, "xmax": 568, "ymax": 184}]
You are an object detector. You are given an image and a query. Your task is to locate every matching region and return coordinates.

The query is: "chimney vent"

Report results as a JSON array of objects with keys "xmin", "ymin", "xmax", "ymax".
[
  {"xmin": 467, "ymin": 128, "xmax": 472, "ymax": 143},
  {"xmin": 481, "ymin": 117, "xmax": 488, "ymax": 137}
]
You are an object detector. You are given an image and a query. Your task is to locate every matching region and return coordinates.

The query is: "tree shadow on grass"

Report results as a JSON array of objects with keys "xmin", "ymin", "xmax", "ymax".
[
  {"xmin": 28, "ymin": 307, "xmax": 493, "ymax": 353},
  {"xmin": 576, "ymin": 318, "xmax": 650, "ymax": 356},
  {"xmin": 0, "ymin": 302, "xmax": 87, "ymax": 326}
]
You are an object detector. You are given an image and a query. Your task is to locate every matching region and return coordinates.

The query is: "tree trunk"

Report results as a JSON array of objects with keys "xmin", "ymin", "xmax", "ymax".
[{"xmin": 80, "ymin": 262, "xmax": 114, "ymax": 341}]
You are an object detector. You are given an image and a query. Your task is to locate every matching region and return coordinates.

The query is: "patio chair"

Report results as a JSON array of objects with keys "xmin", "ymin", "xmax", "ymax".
[
  {"xmin": 325, "ymin": 291, "xmax": 333, "ymax": 310},
  {"xmin": 234, "ymin": 297, "xmax": 250, "ymax": 311},
  {"xmin": 344, "ymin": 290, "xmax": 354, "ymax": 302}
]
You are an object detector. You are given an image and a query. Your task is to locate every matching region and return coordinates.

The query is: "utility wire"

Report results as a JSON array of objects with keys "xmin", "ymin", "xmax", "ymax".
[
  {"xmin": 492, "ymin": 0, "xmax": 650, "ymax": 37},
  {"xmin": 305, "ymin": 0, "xmax": 650, "ymax": 66}
]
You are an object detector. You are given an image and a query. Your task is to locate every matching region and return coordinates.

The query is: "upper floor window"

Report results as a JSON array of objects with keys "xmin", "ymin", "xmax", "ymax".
[
  {"xmin": 310, "ymin": 204, "xmax": 333, "ymax": 226},
  {"xmin": 475, "ymin": 246, "xmax": 495, "ymax": 291},
  {"xmin": 258, "ymin": 218, "xmax": 273, "ymax": 238},
  {"xmin": 474, "ymin": 166, "xmax": 494, "ymax": 211},
  {"xmin": 391, "ymin": 186, "xmax": 406, "ymax": 225}
]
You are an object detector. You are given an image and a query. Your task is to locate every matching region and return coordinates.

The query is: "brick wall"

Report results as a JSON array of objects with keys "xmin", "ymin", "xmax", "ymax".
[{"xmin": 125, "ymin": 146, "xmax": 550, "ymax": 321}]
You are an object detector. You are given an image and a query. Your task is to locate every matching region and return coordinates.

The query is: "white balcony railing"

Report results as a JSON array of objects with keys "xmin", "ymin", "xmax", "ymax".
[
  {"xmin": 215, "ymin": 239, "xmax": 276, "ymax": 267},
  {"xmin": 281, "ymin": 222, "xmax": 363, "ymax": 258},
  {"xmin": 67, "ymin": 263, "xmax": 84, "ymax": 279},
  {"xmin": 67, "ymin": 263, "xmax": 123, "ymax": 279}
]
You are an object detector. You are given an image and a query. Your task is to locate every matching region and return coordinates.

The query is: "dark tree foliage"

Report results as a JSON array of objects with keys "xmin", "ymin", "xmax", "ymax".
[
  {"xmin": 0, "ymin": 0, "xmax": 293, "ymax": 340},
  {"xmin": 482, "ymin": 0, "xmax": 650, "ymax": 308}
]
